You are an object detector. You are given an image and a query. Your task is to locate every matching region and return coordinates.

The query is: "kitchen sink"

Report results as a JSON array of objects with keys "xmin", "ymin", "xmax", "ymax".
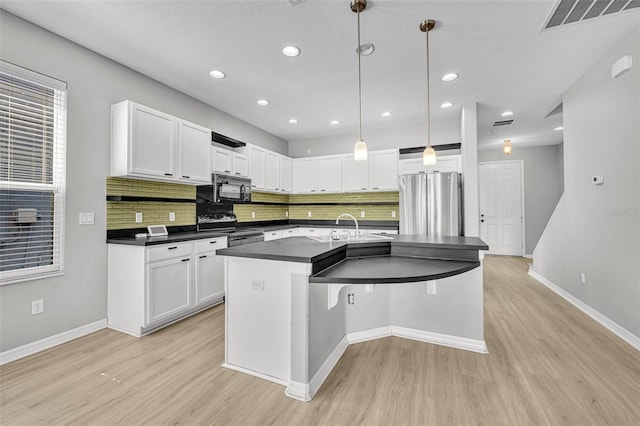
[{"xmin": 306, "ymin": 233, "xmax": 394, "ymax": 243}]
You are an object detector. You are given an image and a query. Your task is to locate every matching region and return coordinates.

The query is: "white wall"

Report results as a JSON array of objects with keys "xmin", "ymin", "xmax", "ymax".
[
  {"xmin": 0, "ymin": 11, "xmax": 287, "ymax": 352},
  {"xmin": 288, "ymin": 118, "xmax": 460, "ymax": 158},
  {"xmin": 478, "ymin": 144, "xmax": 564, "ymax": 254},
  {"xmin": 533, "ymin": 27, "xmax": 640, "ymax": 339}
]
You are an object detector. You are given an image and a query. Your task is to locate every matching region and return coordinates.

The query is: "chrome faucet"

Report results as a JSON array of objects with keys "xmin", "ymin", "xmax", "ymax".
[{"xmin": 336, "ymin": 213, "xmax": 359, "ymax": 239}]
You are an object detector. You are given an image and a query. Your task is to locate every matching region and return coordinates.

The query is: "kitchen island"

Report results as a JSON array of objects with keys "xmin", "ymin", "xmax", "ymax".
[{"xmin": 217, "ymin": 235, "xmax": 489, "ymax": 401}]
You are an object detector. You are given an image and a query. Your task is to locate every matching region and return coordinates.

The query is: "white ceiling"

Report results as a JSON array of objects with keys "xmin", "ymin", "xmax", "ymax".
[{"xmin": 2, "ymin": 0, "xmax": 639, "ymax": 150}]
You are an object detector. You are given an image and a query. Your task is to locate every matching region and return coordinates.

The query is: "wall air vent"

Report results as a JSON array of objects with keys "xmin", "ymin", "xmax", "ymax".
[
  {"xmin": 492, "ymin": 119, "xmax": 514, "ymax": 127},
  {"xmin": 543, "ymin": 0, "xmax": 640, "ymax": 30}
]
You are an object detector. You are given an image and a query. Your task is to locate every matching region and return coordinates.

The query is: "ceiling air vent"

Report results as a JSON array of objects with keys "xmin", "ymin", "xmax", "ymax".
[
  {"xmin": 544, "ymin": 0, "xmax": 640, "ymax": 30},
  {"xmin": 492, "ymin": 119, "xmax": 514, "ymax": 127}
]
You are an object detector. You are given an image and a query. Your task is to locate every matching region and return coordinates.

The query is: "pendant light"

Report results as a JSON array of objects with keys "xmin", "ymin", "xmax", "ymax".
[
  {"xmin": 420, "ymin": 20, "xmax": 437, "ymax": 166},
  {"xmin": 352, "ymin": 0, "xmax": 368, "ymax": 161},
  {"xmin": 503, "ymin": 139, "xmax": 512, "ymax": 155}
]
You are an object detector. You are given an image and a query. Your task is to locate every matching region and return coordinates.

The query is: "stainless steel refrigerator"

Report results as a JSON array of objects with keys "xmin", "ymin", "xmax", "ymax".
[{"xmin": 399, "ymin": 172, "xmax": 462, "ymax": 236}]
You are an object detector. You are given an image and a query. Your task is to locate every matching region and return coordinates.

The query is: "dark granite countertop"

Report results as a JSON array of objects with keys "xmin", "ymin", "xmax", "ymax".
[{"xmin": 106, "ymin": 230, "xmax": 229, "ymax": 246}]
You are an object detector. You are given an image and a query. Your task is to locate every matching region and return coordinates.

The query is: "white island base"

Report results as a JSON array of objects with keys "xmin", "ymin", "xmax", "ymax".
[{"xmin": 222, "ymin": 255, "xmax": 487, "ymax": 402}]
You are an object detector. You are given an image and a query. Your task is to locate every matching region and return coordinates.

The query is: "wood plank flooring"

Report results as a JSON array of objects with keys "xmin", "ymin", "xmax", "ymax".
[{"xmin": 1, "ymin": 256, "xmax": 639, "ymax": 425}]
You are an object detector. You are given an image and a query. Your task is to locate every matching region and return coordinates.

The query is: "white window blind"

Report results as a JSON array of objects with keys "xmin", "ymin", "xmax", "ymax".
[{"xmin": 0, "ymin": 61, "xmax": 67, "ymax": 285}]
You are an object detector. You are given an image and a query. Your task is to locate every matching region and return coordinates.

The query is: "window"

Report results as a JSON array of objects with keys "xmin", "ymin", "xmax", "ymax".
[{"xmin": 0, "ymin": 61, "xmax": 67, "ymax": 284}]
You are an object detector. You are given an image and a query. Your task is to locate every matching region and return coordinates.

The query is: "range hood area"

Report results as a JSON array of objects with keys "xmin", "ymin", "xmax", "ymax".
[{"xmin": 211, "ymin": 131, "xmax": 246, "ymax": 148}]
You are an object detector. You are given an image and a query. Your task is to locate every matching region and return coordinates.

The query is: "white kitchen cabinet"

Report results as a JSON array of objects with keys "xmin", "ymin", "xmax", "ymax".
[
  {"xmin": 279, "ymin": 156, "xmax": 292, "ymax": 193},
  {"xmin": 281, "ymin": 227, "xmax": 299, "ymax": 238},
  {"xmin": 212, "ymin": 147, "xmax": 248, "ymax": 177},
  {"xmin": 369, "ymin": 150, "xmax": 399, "ymax": 191},
  {"xmin": 264, "ymin": 230, "xmax": 283, "ymax": 241},
  {"xmin": 342, "ymin": 155, "xmax": 369, "ymax": 192},
  {"xmin": 292, "ymin": 158, "xmax": 319, "ymax": 193},
  {"xmin": 194, "ymin": 237, "xmax": 227, "ymax": 306},
  {"xmin": 177, "ymin": 121, "xmax": 211, "ymax": 184},
  {"xmin": 249, "ymin": 145, "xmax": 266, "ymax": 190},
  {"xmin": 232, "ymin": 153, "xmax": 249, "ymax": 177},
  {"xmin": 107, "ymin": 238, "xmax": 225, "ymax": 337},
  {"xmin": 398, "ymin": 155, "xmax": 461, "ymax": 175},
  {"xmin": 110, "ymin": 100, "xmax": 211, "ymax": 185},
  {"xmin": 317, "ymin": 156, "xmax": 343, "ymax": 193},
  {"xmin": 265, "ymin": 151, "xmax": 280, "ymax": 191}
]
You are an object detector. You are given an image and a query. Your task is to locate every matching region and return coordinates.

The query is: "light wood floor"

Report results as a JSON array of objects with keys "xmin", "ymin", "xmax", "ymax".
[{"xmin": 1, "ymin": 256, "xmax": 639, "ymax": 425}]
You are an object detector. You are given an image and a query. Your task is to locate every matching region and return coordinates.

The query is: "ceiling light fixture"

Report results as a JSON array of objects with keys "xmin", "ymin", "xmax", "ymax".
[
  {"xmin": 352, "ymin": 0, "xmax": 368, "ymax": 161},
  {"xmin": 209, "ymin": 70, "xmax": 226, "ymax": 79},
  {"xmin": 257, "ymin": 99, "xmax": 270, "ymax": 106},
  {"xmin": 282, "ymin": 45, "xmax": 301, "ymax": 57},
  {"xmin": 288, "ymin": 118, "xmax": 298, "ymax": 124},
  {"xmin": 442, "ymin": 73, "xmax": 458, "ymax": 82},
  {"xmin": 330, "ymin": 120, "xmax": 340, "ymax": 125},
  {"xmin": 440, "ymin": 102, "xmax": 453, "ymax": 109},
  {"xmin": 554, "ymin": 126, "xmax": 564, "ymax": 131},
  {"xmin": 501, "ymin": 110, "xmax": 514, "ymax": 117},
  {"xmin": 421, "ymin": 19, "xmax": 437, "ymax": 166},
  {"xmin": 381, "ymin": 111, "xmax": 391, "ymax": 117},
  {"xmin": 503, "ymin": 139, "xmax": 512, "ymax": 155}
]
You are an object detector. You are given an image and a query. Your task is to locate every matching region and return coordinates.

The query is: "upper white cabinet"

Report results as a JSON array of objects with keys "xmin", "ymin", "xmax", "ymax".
[
  {"xmin": 233, "ymin": 154, "xmax": 249, "ymax": 177},
  {"xmin": 265, "ymin": 151, "xmax": 280, "ymax": 191},
  {"xmin": 280, "ymin": 156, "xmax": 292, "ymax": 193},
  {"xmin": 292, "ymin": 158, "xmax": 319, "ymax": 193},
  {"xmin": 342, "ymin": 155, "xmax": 369, "ymax": 192},
  {"xmin": 369, "ymin": 150, "xmax": 399, "ymax": 191},
  {"xmin": 318, "ymin": 156, "xmax": 343, "ymax": 193},
  {"xmin": 111, "ymin": 100, "xmax": 211, "ymax": 185},
  {"xmin": 398, "ymin": 155, "xmax": 461, "ymax": 175},
  {"xmin": 249, "ymin": 145, "xmax": 266, "ymax": 190},
  {"xmin": 212, "ymin": 146, "xmax": 248, "ymax": 177}
]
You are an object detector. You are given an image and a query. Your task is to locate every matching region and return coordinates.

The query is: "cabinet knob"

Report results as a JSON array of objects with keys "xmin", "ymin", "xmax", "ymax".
[
  {"xmin": 361, "ymin": 187, "xmax": 367, "ymax": 190},
  {"xmin": 168, "ymin": 246, "xmax": 178, "ymax": 250},
  {"xmin": 182, "ymin": 175, "xmax": 190, "ymax": 179},
  {"xmin": 164, "ymin": 173, "xmax": 173, "ymax": 176},
  {"xmin": 199, "ymin": 255, "xmax": 207, "ymax": 259},
  {"xmin": 209, "ymin": 241, "xmax": 217, "ymax": 244},
  {"xmin": 225, "ymin": 170, "xmax": 231, "ymax": 173},
  {"xmin": 181, "ymin": 258, "xmax": 190, "ymax": 262}
]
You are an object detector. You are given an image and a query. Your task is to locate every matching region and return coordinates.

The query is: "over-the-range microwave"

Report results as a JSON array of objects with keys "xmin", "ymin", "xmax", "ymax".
[{"xmin": 197, "ymin": 173, "xmax": 252, "ymax": 204}]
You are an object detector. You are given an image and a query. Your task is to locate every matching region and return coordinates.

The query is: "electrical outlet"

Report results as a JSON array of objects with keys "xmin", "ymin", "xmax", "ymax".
[
  {"xmin": 135, "ymin": 212, "xmax": 143, "ymax": 223},
  {"xmin": 169, "ymin": 212, "xmax": 176, "ymax": 222},
  {"xmin": 427, "ymin": 281, "xmax": 437, "ymax": 295},
  {"xmin": 391, "ymin": 210, "xmax": 396, "ymax": 218},
  {"xmin": 307, "ymin": 211, "xmax": 312, "ymax": 218},
  {"xmin": 251, "ymin": 211, "xmax": 256, "ymax": 219},
  {"xmin": 79, "ymin": 212, "xmax": 95, "ymax": 225},
  {"xmin": 251, "ymin": 280, "xmax": 264, "ymax": 291},
  {"xmin": 285, "ymin": 211, "xmax": 289, "ymax": 218},
  {"xmin": 31, "ymin": 299, "xmax": 44, "ymax": 315},
  {"xmin": 580, "ymin": 272, "xmax": 586, "ymax": 284},
  {"xmin": 360, "ymin": 211, "xmax": 365, "ymax": 218},
  {"xmin": 347, "ymin": 293, "xmax": 355, "ymax": 305}
]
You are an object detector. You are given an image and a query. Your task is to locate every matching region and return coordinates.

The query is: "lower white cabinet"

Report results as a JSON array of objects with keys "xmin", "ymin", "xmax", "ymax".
[
  {"xmin": 107, "ymin": 237, "xmax": 227, "ymax": 337},
  {"xmin": 264, "ymin": 230, "xmax": 283, "ymax": 241}
]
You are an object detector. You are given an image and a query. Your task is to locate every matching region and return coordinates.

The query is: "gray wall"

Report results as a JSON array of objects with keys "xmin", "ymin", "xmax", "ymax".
[
  {"xmin": 0, "ymin": 11, "xmax": 287, "ymax": 352},
  {"xmin": 478, "ymin": 144, "xmax": 564, "ymax": 255},
  {"xmin": 533, "ymin": 27, "xmax": 640, "ymax": 339},
  {"xmin": 288, "ymin": 118, "xmax": 460, "ymax": 158}
]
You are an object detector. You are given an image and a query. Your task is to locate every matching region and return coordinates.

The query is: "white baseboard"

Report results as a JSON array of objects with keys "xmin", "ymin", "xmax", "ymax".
[
  {"xmin": 0, "ymin": 319, "xmax": 107, "ymax": 366},
  {"xmin": 221, "ymin": 362, "xmax": 288, "ymax": 387},
  {"xmin": 308, "ymin": 335, "xmax": 348, "ymax": 399},
  {"xmin": 524, "ymin": 254, "xmax": 533, "ymax": 259},
  {"xmin": 346, "ymin": 325, "xmax": 488, "ymax": 354},
  {"xmin": 528, "ymin": 269, "xmax": 640, "ymax": 352}
]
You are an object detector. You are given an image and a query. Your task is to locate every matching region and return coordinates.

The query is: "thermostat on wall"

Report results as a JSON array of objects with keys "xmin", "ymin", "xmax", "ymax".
[
  {"xmin": 592, "ymin": 175, "xmax": 604, "ymax": 185},
  {"xmin": 147, "ymin": 225, "xmax": 168, "ymax": 237}
]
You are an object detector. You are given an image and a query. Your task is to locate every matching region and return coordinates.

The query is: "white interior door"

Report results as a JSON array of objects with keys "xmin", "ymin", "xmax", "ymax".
[{"xmin": 479, "ymin": 161, "xmax": 524, "ymax": 256}]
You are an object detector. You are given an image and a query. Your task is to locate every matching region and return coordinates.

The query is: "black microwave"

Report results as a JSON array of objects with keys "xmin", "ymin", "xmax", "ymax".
[{"xmin": 197, "ymin": 173, "xmax": 252, "ymax": 204}]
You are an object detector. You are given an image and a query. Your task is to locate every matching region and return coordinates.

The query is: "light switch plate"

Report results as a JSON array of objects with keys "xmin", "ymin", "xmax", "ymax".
[
  {"xmin": 135, "ymin": 212, "xmax": 143, "ymax": 223},
  {"xmin": 169, "ymin": 212, "xmax": 176, "ymax": 222},
  {"xmin": 427, "ymin": 281, "xmax": 437, "ymax": 295},
  {"xmin": 79, "ymin": 212, "xmax": 95, "ymax": 225},
  {"xmin": 251, "ymin": 280, "xmax": 264, "ymax": 291}
]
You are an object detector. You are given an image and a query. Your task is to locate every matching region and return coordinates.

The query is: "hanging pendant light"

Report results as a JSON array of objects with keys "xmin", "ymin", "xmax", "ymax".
[
  {"xmin": 420, "ymin": 19, "xmax": 437, "ymax": 166},
  {"xmin": 503, "ymin": 139, "xmax": 512, "ymax": 155},
  {"xmin": 352, "ymin": 0, "xmax": 368, "ymax": 161}
]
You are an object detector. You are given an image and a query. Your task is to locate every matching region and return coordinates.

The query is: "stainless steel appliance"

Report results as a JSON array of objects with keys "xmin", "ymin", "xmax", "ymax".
[
  {"xmin": 197, "ymin": 173, "xmax": 251, "ymax": 204},
  {"xmin": 399, "ymin": 172, "xmax": 462, "ymax": 236},
  {"xmin": 196, "ymin": 212, "xmax": 264, "ymax": 247}
]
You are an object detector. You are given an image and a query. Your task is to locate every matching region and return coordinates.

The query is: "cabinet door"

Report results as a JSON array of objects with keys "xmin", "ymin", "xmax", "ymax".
[
  {"xmin": 292, "ymin": 158, "xmax": 318, "ymax": 193},
  {"xmin": 318, "ymin": 156, "xmax": 343, "ymax": 193},
  {"xmin": 249, "ymin": 146, "xmax": 266, "ymax": 190},
  {"xmin": 264, "ymin": 230, "xmax": 283, "ymax": 241},
  {"xmin": 369, "ymin": 150, "xmax": 399, "ymax": 191},
  {"xmin": 281, "ymin": 228, "xmax": 299, "ymax": 238},
  {"xmin": 131, "ymin": 103, "xmax": 176, "ymax": 178},
  {"xmin": 342, "ymin": 155, "xmax": 369, "ymax": 192},
  {"xmin": 178, "ymin": 121, "xmax": 211, "ymax": 184},
  {"xmin": 265, "ymin": 152, "xmax": 280, "ymax": 191},
  {"xmin": 399, "ymin": 158, "xmax": 426, "ymax": 175},
  {"xmin": 146, "ymin": 257, "xmax": 192, "ymax": 325},
  {"xmin": 212, "ymin": 148, "xmax": 233, "ymax": 174},
  {"xmin": 195, "ymin": 251, "xmax": 225, "ymax": 306},
  {"xmin": 279, "ymin": 156, "xmax": 292, "ymax": 193},
  {"xmin": 425, "ymin": 155, "xmax": 461, "ymax": 173},
  {"xmin": 233, "ymin": 154, "xmax": 249, "ymax": 177}
]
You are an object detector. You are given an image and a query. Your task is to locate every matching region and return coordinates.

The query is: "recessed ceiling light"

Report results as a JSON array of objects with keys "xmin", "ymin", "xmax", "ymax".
[
  {"xmin": 209, "ymin": 70, "xmax": 226, "ymax": 79},
  {"xmin": 356, "ymin": 43, "xmax": 375, "ymax": 56},
  {"xmin": 440, "ymin": 102, "xmax": 454, "ymax": 109},
  {"xmin": 501, "ymin": 111, "xmax": 514, "ymax": 117},
  {"xmin": 554, "ymin": 126, "xmax": 564, "ymax": 131},
  {"xmin": 330, "ymin": 120, "xmax": 340, "ymax": 125},
  {"xmin": 257, "ymin": 99, "xmax": 269, "ymax": 106},
  {"xmin": 381, "ymin": 112, "xmax": 391, "ymax": 118},
  {"xmin": 441, "ymin": 73, "xmax": 458, "ymax": 82},
  {"xmin": 288, "ymin": 118, "xmax": 298, "ymax": 124},
  {"xmin": 282, "ymin": 45, "xmax": 301, "ymax": 57}
]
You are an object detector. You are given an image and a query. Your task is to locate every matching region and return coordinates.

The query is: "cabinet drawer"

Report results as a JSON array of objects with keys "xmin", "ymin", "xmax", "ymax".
[
  {"xmin": 195, "ymin": 237, "xmax": 227, "ymax": 253},
  {"xmin": 147, "ymin": 243, "xmax": 192, "ymax": 262}
]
